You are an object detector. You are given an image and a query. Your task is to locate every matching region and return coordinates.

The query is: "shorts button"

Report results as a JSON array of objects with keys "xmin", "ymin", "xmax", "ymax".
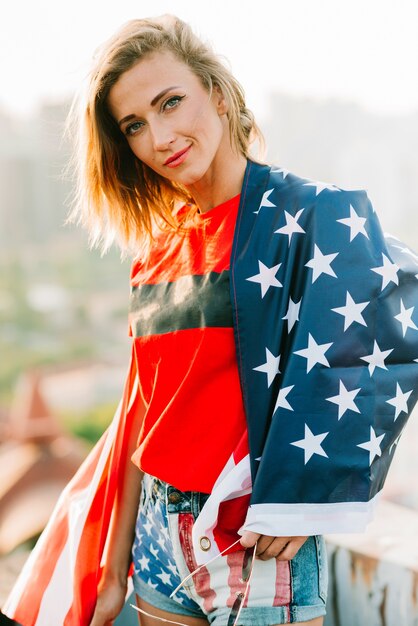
[
  {"xmin": 199, "ymin": 536, "xmax": 211, "ymax": 551},
  {"xmin": 168, "ymin": 491, "xmax": 182, "ymax": 504}
]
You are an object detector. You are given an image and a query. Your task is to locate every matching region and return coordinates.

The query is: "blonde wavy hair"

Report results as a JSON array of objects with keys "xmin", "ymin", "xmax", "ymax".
[{"xmin": 67, "ymin": 14, "xmax": 264, "ymax": 251}]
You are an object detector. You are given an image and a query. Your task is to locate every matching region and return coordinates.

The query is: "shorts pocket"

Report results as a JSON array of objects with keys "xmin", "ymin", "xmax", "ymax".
[{"xmin": 290, "ymin": 535, "xmax": 328, "ymax": 607}]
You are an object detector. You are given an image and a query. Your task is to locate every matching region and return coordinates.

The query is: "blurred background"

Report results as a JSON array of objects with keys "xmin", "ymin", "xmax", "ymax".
[{"xmin": 1, "ymin": 0, "xmax": 418, "ymax": 607}]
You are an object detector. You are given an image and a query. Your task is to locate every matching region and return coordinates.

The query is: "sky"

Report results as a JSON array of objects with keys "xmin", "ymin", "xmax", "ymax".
[{"xmin": 2, "ymin": 0, "xmax": 418, "ymax": 122}]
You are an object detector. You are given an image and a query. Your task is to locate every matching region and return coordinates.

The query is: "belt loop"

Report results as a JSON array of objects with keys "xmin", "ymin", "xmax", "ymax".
[
  {"xmin": 192, "ymin": 490, "xmax": 200, "ymax": 519},
  {"xmin": 164, "ymin": 477, "xmax": 168, "ymax": 508},
  {"xmin": 141, "ymin": 473, "xmax": 153, "ymax": 515}
]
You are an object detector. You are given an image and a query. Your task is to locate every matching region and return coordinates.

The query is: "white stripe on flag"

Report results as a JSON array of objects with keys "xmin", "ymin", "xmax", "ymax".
[
  {"xmin": 246, "ymin": 556, "xmax": 277, "ymax": 606},
  {"xmin": 204, "ymin": 553, "xmax": 232, "ymax": 611},
  {"xmin": 33, "ymin": 402, "xmax": 121, "ymax": 625}
]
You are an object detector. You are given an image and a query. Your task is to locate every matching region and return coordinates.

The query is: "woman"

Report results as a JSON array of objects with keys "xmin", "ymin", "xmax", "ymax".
[
  {"xmin": 88, "ymin": 16, "xmax": 323, "ymax": 625},
  {"xmin": 3, "ymin": 14, "xmax": 418, "ymax": 626}
]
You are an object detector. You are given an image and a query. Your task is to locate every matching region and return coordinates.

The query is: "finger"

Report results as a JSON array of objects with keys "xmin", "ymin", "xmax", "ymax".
[
  {"xmin": 256, "ymin": 537, "xmax": 290, "ymax": 560},
  {"xmin": 276, "ymin": 536, "xmax": 309, "ymax": 561},
  {"xmin": 240, "ymin": 530, "xmax": 261, "ymax": 548}
]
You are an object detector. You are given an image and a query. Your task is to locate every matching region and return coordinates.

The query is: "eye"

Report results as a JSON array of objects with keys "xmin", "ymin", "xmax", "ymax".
[
  {"xmin": 162, "ymin": 95, "xmax": 184, "ymax": 111},
  {"xmin": 125, "ymin": 121, "xmax": 144, "ymax": 137}
]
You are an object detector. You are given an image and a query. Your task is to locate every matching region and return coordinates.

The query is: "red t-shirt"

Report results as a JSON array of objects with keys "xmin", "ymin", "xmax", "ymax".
[{"xmin": 129, "ymin": 195, "xmax": 248, "ymax": 493}]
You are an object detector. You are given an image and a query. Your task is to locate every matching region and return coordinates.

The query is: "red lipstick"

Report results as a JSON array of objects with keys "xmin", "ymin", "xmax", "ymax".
[{"xmin": 164, "ymin": 145, "xmax": 191, "ymax": 168}]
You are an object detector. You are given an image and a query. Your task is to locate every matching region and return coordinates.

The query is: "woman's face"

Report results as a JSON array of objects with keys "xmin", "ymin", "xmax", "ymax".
[{"xmin": 107, "ymin": 51, "xmax": 230, "ymax": 187}]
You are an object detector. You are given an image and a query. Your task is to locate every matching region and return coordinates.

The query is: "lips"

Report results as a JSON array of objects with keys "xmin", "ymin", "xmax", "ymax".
[{"xmin": 164, "ymin": 145, "xmax": 191, "ymax": 168}]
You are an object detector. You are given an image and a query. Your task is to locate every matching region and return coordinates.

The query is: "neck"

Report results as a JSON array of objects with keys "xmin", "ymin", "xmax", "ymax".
[{"xmin": 187, "ymin": 150, "xmax": 247, "ymax": 214}]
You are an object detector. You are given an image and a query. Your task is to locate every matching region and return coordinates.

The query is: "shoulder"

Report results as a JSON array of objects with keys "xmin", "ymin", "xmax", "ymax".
[
  {"xmin": 251, "ymin": 165, "xmax": 386, "ymax": 258},
  {"xmin": 264, "ymin": 165, "xmax": 376, "ymax": 230},
  {"xmin": 268, "ymin": 166, "xmax": 369, "ymax": 208}
]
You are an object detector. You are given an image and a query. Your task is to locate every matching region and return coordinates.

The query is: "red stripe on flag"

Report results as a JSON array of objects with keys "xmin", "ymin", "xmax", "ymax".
[
  {"xmin": 225, "ymin": 551, "xmax": 248, "ymax": 608},
  {"xmin": 212, "ymin": 494, "xmax": 250, "ymax": 555},
  {"xmin": 272, "ymin": 558, "xmax": 291, "ymax": 607},
  {"xmin": 63, "ymin": 458, "xmax": 112, "ymax": 625},
  {"xmin": 64, "ymin": 358, "xmax": 140, "ymax": 625},
  {"xmin": 232, "ymin": 430, "xmax": 249, "ymax": 464},
  {"xmin": 10, "ymin": 434, "xmax": 108, "ymax": 626},
  {"xmin": 178, "ymin": 513, "xmax": 216, "ymax": 614}
]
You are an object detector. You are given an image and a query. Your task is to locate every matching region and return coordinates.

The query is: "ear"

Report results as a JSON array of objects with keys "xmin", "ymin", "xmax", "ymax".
[{"xmin": 213, "ymin": 84, "xmax": 228, "ymax": 115}]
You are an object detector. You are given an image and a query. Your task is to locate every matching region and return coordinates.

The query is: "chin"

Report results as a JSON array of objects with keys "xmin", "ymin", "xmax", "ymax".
[{"xmin": 175, "ymin": 165, "xmax": 210, "ymax": 187}]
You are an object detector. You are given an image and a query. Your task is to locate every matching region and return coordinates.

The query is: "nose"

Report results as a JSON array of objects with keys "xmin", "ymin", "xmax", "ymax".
[{"xmin": 149, "ymin": 120, "xmax": 175, "ymax": 151}]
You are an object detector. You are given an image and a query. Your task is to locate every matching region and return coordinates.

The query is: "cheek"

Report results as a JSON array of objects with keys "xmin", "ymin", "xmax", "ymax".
[
  {"xmin": 128, "ymin": 138, "xmax": 154, "ymax": 166},
  {"xmin": 186, "ymin": 98, "xmax": 223, "ymax": 136},
  {"xmin": 193, "ymin": 112, "xmax": 225, "ymax": 150}
]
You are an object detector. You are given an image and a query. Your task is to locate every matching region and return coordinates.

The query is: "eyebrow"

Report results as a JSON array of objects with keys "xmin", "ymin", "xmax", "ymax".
[{"xmin": 118, "ymin": 86, "xmax": 181, "ymax": 127}]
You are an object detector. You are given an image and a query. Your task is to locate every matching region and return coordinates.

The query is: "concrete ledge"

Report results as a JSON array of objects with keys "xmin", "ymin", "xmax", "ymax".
[{"xmin": 325, "ymin": 500, "xmax": 418, "ymax": 626}]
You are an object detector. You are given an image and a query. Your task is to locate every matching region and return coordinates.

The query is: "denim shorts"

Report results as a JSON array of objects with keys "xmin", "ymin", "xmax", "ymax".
[{"xmin": 131, "ymin": 474, "xmax": 327, "ymax": 625}]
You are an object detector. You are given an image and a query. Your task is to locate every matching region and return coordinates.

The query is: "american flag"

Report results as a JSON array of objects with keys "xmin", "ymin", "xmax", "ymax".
[{"xmin": 225, "ymin": 161, "xmax": 418, "ymax": 539}]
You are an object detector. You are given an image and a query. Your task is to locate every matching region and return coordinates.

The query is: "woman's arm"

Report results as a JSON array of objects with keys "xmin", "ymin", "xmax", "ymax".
[{"xmin": 90, "ymin": 397, "xmax": 146, "ymax": 626}]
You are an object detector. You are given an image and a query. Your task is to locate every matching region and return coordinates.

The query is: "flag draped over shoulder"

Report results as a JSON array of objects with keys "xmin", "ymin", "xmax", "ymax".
[
  {"xmin": 198, "ymin": 161, "xmax": 418, "ymax": 547},
  {"xmin": 2, "ymin": 354, "xmax": 142, "ymax": 626}
]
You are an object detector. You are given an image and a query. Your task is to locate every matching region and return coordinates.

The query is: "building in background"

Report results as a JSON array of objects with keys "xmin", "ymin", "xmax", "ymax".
[{"xmin": 0, "ymin": 371, "xmax": 87, "ymax": 554}]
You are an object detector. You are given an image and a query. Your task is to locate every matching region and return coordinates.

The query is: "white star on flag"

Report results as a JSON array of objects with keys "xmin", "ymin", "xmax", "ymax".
[
  {"xmin": 294, "ymin": 333, "xmax": 333, "ymax": 373},
  {"xmin": 371, "ymin": 254, "xmax": 399, "ymax": 290},
  {"xmin": 303, "ymin": 181, "xmax": 341, "ymax": 196},
  {"xmin": 272, "ymin": 167, "xmax": 290, "ymax": 179},
  {"xmin": 167, "ymin": 561, "xmax": 179, "ymax": 576},
  {"xmin": 291, "ymin": 424, "xmax": 329, "ymax": 464},
  {"xmin": 282, "ymin": 297, "xmax": 302, "ymax": 332},
  {"xmin": 143, "ymin": 519, "xmax": 153, "ymax": 536},
  {"xmin": 156, "ymin": 570, "xmax": 172, "ymax": 586},
  {"xmin": 148, "ymin": 578, "xmax": 159, "ymax": 590},
  {"xmin": 394, "ymin": 299, "xmax": 418, "ymax": 337},
  {"xmin": 326, "ymin": 380, "xmax": 361, "ymax": 419},
  {"xmin": 274, "ymin": 209, "xmax": 305, "ymax": 245},
  {"xmin": 150, "ymin": 544, "xmax": 159, "ymax": 558},
  {"xmin": 360, "ymin": 340, "xmax": 394, "ymax": 376},
  {"xmin": 357, "ymin": 426, "xmax": 385, "ymax": 465},
  {"xmin": 305, "ymin": 244, "xmax": 339, "ymax": 283},
  {"xmin": 253, "ymin": 348, "xmax": 281, "ymax": 387},
  {"xmin": 138, "ymin": 555, "xmax": 150, "ymax": 571},
  {"xmin": 386, "ymin": 383, "xmax": 413, "ymax": 420},
  {"xmin": 273, "ymin": 385, "xmax": 295, "ymax": 413},
  {"xmin": 337, "ymin": 205, "xmax": 369, "ymax": 241},
  {"xmin": 331, "ymin": 291, "xmax": 369, "ymax": 331},
  {"xmin": 254, "ymin": 188, "xmax": 276, "ymax": 214},
  {"xmin": 246, "ymin": 261, "xmax": 282, "ymax": 298}
]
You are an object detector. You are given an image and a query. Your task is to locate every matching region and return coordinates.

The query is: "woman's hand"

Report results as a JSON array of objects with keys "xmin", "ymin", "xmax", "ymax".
[
  {"xmin": 240, "ymin": 531, "xmax": 308, "ymax": 561},
  {"xmin": 89, "ymin": 576, "xmax": 127, "ymax": 626}
]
